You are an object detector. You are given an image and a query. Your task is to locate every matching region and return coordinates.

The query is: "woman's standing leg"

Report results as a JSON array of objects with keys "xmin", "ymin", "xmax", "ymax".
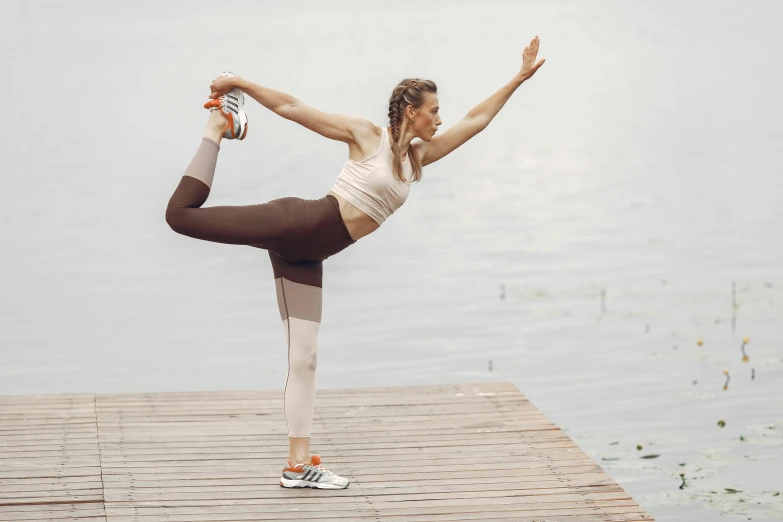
[{"xmin": 268, "ymin": 252, "xmax": 323, "ymax": 466}]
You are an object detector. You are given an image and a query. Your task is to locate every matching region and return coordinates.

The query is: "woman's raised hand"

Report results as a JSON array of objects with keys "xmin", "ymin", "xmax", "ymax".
[
  {"xmin": 518, "ymin": 36, "xmax": 545, "ymax": 81},
  {"xmin": 209, "ymin": 75, "xmax": 239, "ymax": 99}
]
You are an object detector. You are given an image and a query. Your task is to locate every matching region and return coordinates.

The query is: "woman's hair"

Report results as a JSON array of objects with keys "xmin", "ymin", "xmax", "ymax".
[{"xmin": 387, "ymin": 78, "xmax": 437, "ymax": 183}]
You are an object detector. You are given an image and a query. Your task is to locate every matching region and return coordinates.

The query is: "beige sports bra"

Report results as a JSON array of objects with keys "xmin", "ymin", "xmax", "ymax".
[{"xmin": 329, "ymin": 126, "xmax": 412, "ymax": 226}]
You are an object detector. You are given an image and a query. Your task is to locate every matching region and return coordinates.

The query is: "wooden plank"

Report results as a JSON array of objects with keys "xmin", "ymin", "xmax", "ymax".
[
  {"xmin": 94, "ymin": 396, "xmax": 525, "ymax": 409},
  {"xmin": 102, "ymin": 494, "xmax": 641, "ymax": 514},
  {"xmin": 105, "ymin": 479, "xmax": 624, "ymax": 502},
  {"xmin": 100, "ymin": 472, "xmax": 614, "ymax": 492},
  {"xmin": 97, "ymin": 463, "xmax": 607, "ymax": 478},
  {"xmin": 93, "ymin": 420, "xmax": 560, "ymax": 434},
  {"xmin": 93, "ymin": 431, "xmax": 566, "ymax": 446},
  {"xmin": 0, "ymin": 514, "xmax": 106, "ymax": 522},
  {"xmin": 0, "ymin": 504, "xmax": 106, "ymax": 522},
  {"xmin": 3, "ymin": 438, "xmax": 96, "ymax": 454},
  {"xmin": 93, "ymin": 409, "xmax": 550, "ymax": 424},
  {"xmin": 92, "ymin": 403, "xmax": 542, "ymax": 420},
  {"xmin": 91, "ymin": 382, "xmax": 516, "ymax": 401},
  {"xmin": 102, "ymin": 486, "xmax": 636, "ymax": 506},
  {"xmin": 95, "ymin": 394, "xmax": 528, "ymax": 408},
  {"xmin": 95, "ymin": 432, "xmax": 576, "ymax": 450},
  {"xmin": 0, "ymin": 493, "xmax": 104, "ymax": 505},
  {"xmin": 97, "ymin": 464, "xmax": 605, "ymax": 483},
  {"xmin": 0, "ymin": 515, "xmax": 105, "ymax": 522},
  {"xmin": 0, "ymin": 503, "xmax": 103, "ymax": 514},
  {"xmin": 99, "ymin": 511, "xmax": 647, "ymax": 522},
  {"xmin": 249, "ymin": 513, "xmax": 649, "ymax": 522},
  {"xmin": 95, "ymin": 456, "xmax": 596, "ymax": 474},
  {"xmin": 94, "ymin": 420, "xmax": 556, "ymax": 432},
  {"xmin": 0, "ymin": 467, "xmax": 102, "ymax": 480},
  {"xmin": 0, "ymin": 426, "xmax": 98, "ymax": 434},
  {"xmin": 96, "ymin": 443, "xmax": 584, "ymax": 460},
  {"xmin": 0, "ymin": 432, "xmax": 99, "ymax": 442},
  {"xmin": 96, "ymin": 456, "xmax": 590, "ymax": 471},
  {"xmin": 0, "ymin": 481, "xmax": 103, "ymax": 494},
  {"xmin": 91, "ymin": 399, "xmax": 531, "ymax": 413},
  {"xmin": 366, "ymin": 513, "xmax": 649, "ymax": 522},
  {"xmin": 95, "ymin": 427, "xmax": 572, "ymax": 444}
]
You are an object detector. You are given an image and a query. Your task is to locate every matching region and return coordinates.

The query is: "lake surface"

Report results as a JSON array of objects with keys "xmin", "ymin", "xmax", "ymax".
[{"xmin": 1, "ymin": 1, "xmax": 781, "ymax": 520}]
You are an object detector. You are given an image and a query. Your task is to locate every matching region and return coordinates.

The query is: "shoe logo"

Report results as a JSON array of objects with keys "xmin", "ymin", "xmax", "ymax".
[{"xmin": 302, "ymin": 470, "xmax": 322, "ymax": 482}]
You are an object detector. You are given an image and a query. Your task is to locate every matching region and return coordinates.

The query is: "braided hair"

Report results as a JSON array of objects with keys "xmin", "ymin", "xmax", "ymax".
[{"xmin": 387, "ymin": 78, "xmax": 437, "ymax": 183}]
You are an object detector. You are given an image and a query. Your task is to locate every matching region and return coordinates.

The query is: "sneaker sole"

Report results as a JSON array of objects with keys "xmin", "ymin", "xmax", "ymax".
[
  {"xmin": 237, "ymin": 110, "xmax": 248, "ymax": 140},
  {"xmin": 280, "ymin": 478, "xmax": 349, "ymax": 489},
  {"xmin": 224, "ymin": 89, "xmax": 245, "ymax": 139}
]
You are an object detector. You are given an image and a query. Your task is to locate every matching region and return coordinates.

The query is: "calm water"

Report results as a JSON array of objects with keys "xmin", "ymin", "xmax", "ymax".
[{"xmin": 1, "ymin": 1, "xmax": 782, "ymax": 520}]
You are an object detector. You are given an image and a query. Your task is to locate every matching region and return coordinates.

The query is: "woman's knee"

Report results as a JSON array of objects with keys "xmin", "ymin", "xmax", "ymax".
[
  {"xmin": 166, "ymin": 176, "xmax": 210, "ymax": 232},
  {"xmin": 165, "ymin": 199, "xmax": 185, "ymax": 233},
  {"xmin": 289, "ymin": 340, "xmax": 318, "ymax": 374}
]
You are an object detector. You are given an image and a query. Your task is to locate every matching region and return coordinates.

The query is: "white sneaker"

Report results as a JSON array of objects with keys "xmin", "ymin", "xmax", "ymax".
[
  {"xmin": 280, "ymin": 454, "xmax": 350, "ymax": 489},
  {"xmin": 203, "ymin": 71, "xmax": 249, "ymax": 140}
]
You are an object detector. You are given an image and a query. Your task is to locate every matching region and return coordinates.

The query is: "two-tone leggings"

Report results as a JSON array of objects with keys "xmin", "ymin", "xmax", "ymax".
[{"xmin": 165, "ymin": 137, "xmax": 356, "ymax": 437}]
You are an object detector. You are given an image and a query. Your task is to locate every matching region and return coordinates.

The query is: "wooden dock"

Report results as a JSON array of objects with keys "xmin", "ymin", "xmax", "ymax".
[{"xmin": 0, "ymin": 381, "xmax": 654, "ymax": 521}]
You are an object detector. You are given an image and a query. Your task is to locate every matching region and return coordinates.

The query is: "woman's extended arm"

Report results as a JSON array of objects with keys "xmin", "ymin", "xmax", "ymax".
[
  {"xmin": 209, "ymin": 76, "xmax": 370, "ymax": 143},
  {"xmin": 418, "ymin": 35, "xmax": 546, "ymax": 166},
  {"xmin": 232, "ymin": 79, "xmax": 297, "ymax": 116}
]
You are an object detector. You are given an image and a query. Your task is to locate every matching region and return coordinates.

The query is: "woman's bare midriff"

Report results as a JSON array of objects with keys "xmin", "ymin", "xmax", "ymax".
[{"xmin": 328, "ymin": 190, "xmax": 380, "ymax": 242}]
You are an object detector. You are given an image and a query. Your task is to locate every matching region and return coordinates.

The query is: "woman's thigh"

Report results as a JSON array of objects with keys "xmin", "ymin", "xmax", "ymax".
[
  {"xmin": 269, "ymin": 251, "xmax": 323, "ymax": 323},
  {"xmin": 168, "ymin": 179, "xmax": 298, "ymax": 249},
  {"xmin": 267, "ymin": 195, "xmax": 356, "ymax": 262}
]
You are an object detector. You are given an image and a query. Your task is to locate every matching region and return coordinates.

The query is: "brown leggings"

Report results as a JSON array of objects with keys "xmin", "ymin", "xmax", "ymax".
[{"xmin": 166, "ymin": 137, "xmax": 356, "ymax": 437}]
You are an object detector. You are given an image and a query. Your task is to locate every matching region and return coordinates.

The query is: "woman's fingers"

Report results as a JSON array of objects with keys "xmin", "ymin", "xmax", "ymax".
[
  {"xmin": 208, "ymin": 77, "xmax": 231, "ymax": 98},
  {"xmin": 524, "ymin": 36, "xmax": 539, "ymax": 59}
]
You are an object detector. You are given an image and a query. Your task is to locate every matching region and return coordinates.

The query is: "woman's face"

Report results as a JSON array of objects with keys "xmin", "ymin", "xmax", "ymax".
[{"xmin": 410, "ymin": 92, "xmax": 442, "ymax": 142}]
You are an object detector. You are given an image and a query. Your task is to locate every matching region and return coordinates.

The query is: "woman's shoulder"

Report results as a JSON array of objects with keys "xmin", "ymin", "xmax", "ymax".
[{"xmin": 351, "ymin": 119, "xmax": 382, "ymax": 141}]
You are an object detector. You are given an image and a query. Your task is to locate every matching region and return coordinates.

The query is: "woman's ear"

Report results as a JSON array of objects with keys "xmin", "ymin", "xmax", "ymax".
[{"xmin": 405, "ymin": 104, "xmax": 416, "ymax": 121}]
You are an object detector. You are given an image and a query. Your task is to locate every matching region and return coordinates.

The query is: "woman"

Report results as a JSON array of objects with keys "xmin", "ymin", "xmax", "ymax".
[{"xmin": 166, "ymin": 36, "xmax": 545, "ymax": 489}]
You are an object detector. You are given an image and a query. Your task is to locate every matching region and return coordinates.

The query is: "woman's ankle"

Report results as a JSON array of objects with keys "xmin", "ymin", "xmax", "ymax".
[
  {"xmin": 204, "ymin": 110, "xmax": 227, "ymax": 143},
  {"xmin": 288, "ymin": 435, "xmax": 310, "ymax": 466},
  {"xmin": 288, "ymin": 456, "xmax": 311, "ymax": 466}
]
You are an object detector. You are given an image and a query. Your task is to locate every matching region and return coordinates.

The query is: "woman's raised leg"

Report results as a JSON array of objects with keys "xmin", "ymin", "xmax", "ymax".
[{"xmin": 165, "ymin": 111, "xmax": 287, "ymax": 248}]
